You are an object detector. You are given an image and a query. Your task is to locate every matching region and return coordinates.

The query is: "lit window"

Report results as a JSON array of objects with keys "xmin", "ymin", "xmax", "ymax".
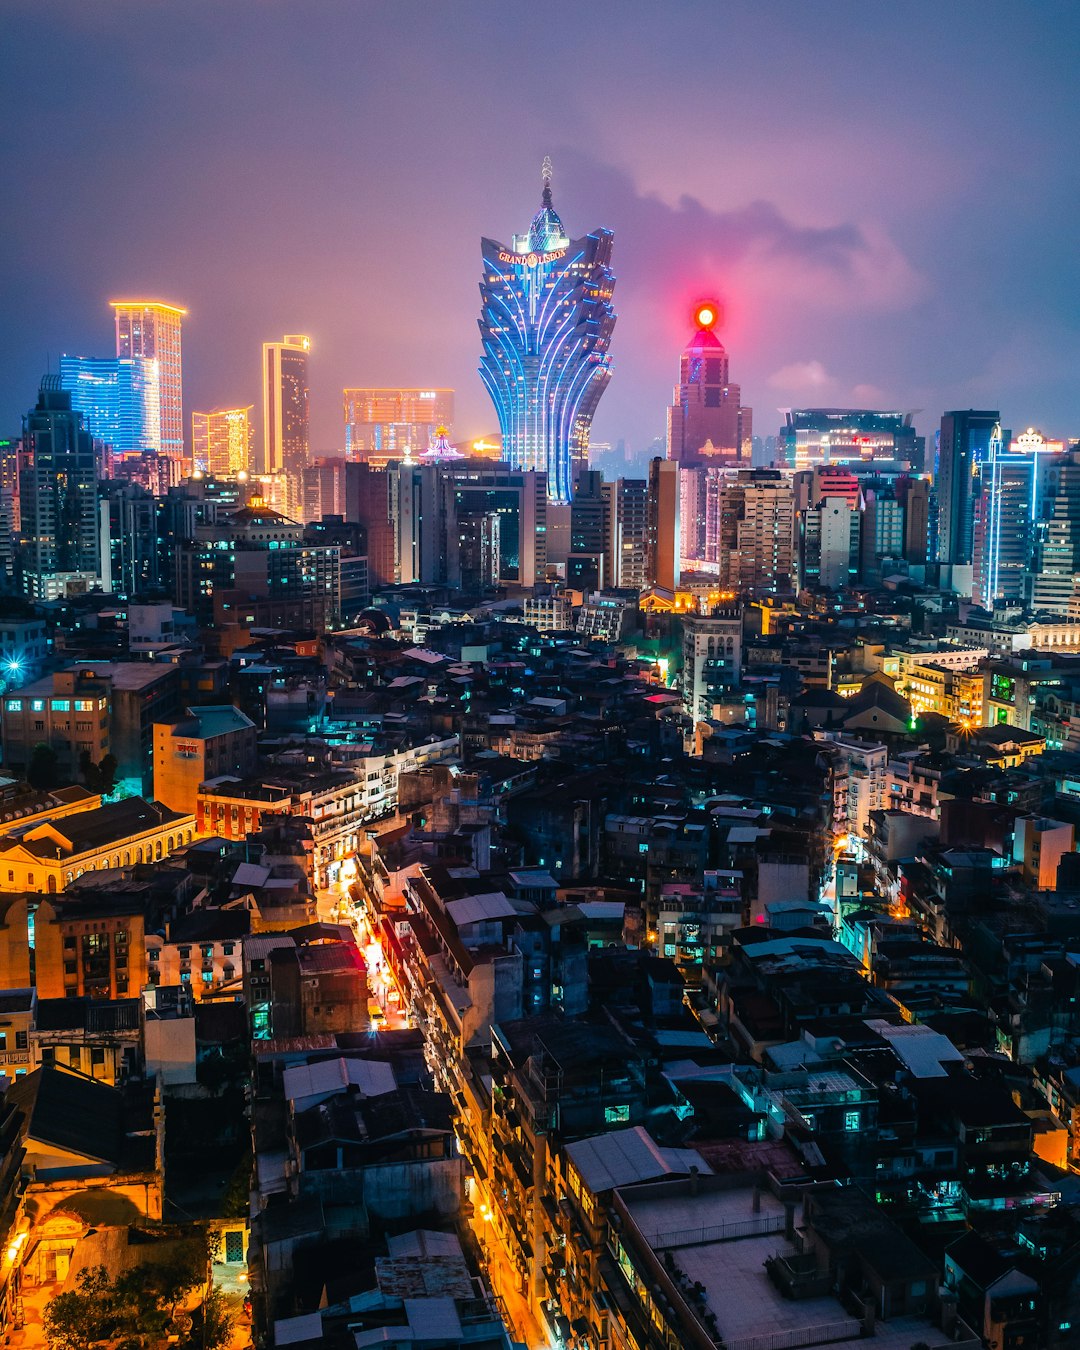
[
  {"xmin": 51, "ymin": 699, "xmax": 70, "ymax": 712},
  {"xmin": 845, "ymin": 1110, "xmax": 860, "ymax": 1131},
  {"xmin": 5, "ymin": 700, "xmax": 20, "ymax": 712}
]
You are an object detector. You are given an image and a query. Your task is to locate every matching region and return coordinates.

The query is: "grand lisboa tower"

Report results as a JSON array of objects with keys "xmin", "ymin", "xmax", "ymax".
[{"xmin": 478, "ymin": 159, "xmax": 616, "ymax": 503}]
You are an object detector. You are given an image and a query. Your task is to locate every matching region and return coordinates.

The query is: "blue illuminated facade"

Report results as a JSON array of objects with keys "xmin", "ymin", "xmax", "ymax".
[
  {"xmin": 478, "ymin": 167, "xmax": 616, "ymax": 503},
  {"xmin": 59, "ymin": 354, "xmax": 160, "ymax": 457}
]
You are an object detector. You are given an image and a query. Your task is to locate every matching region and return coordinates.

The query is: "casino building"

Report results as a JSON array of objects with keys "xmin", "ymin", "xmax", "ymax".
[{"xmin": 478, "ymin": 160, "xmax": 616, "ymax": 503}]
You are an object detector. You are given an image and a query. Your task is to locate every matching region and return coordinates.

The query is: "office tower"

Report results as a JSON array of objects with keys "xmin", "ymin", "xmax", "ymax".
[
  {"xmin": 778, "ymin": 409, "xmax": 923, "ymax": 471},
  {"xmin": 263, "ymin": 335, "xmax": 311, "ymax": 509},
  {"xmin": 109, "ymin": 301, "xmax": 186, "ymax": 480},
  {"xmin": 936, "ymin": 410, "xmax": 1001, "ymax": 575},
  {"xmin": 646, "ymin": 458, "xmax": 679, "ymax": 591},
  {"xmin": 18, "ymin": 378, "xmax": 101, "ymax": 600},
  {"xmin": 343, "ymin": 389, "xmax": 455, "ymax": 462},
  {"xmin": 1030, "ymin": 447, "xmax": 1080, "ymax": 614},
  {"xmin": 59, "ymin": 355, "xmax": 161, "ymax": 465},
  {"xmin": 667, "ymin": 302, "xmax": 751, "ymax": 468},
  {"xmin": 192, "ymin": 406, "xmax": 253, "ymax": 478},
  {"xmin": 602, "ymin": 477, "xmax": 648, "ymax": 591},
  {"xmin": 397, "ymin": 462, "xmax": 546, "ymax": 588},
  {"xmin": 457, "ymin": 510, "xmax": 500, "ymax": 592},
  {"xmin": 707, "ymin": 469, "xmax": 796, "ymax": 592},
  {"xmin": 972, "ymin": 440, "xmax": 1037, "ymax": 609},
  {"xmin": 478, "ymin": 160, "xmax": 616, "ymax": 503}
]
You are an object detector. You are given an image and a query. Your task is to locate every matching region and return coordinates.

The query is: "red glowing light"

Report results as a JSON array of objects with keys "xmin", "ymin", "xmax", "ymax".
[{"xmin": 693, "ymin": 301, "xmax": 719, "ymax": 329}]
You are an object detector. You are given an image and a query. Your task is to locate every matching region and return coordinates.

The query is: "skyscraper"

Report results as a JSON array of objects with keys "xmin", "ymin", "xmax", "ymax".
[
  {"xmin": 935, "ymin": 409, "xmax": 1001, "ymax": 575},
  {"xmin": 972, "ymin": 439, "xmax": 1037, "ymax": 609},
  {"xmin": 602, "ymin": 477, "xmax": 649, "ymax": 591},
  {"xmin": 18, "ymin": 378, "xmax": 101, "ymax": 600},
  {"xmin": 59, "ymin": 355, "xmax": 161, "ymax": 462},
  {"xmin": 1031, "ymin": 446, "xmax": 1080, "ymax": 614},
  {"xmin": 192, "ymin": 407, "xmax": 254, "ymax": 478},
  {"xmin": 667, "ymin": 301, "xmax": 752, "ymax": 468},
  {"xmin": 109, "ymin": 301, "xmax": 186, "ymax": 480},
  {"xmin": 478, "ymin": 160, "xmax": 616, "ymax": 503},
  {"xmin": 646, "ymin": 458, "xmax": 679, "ymax": 592},
  {"xmin": 262, "ymin": 335, "xmax": 311, "ymax": 509},
  {"xmin": 342, "ymin": 388, "xmax": 454, "ymax": 462}
]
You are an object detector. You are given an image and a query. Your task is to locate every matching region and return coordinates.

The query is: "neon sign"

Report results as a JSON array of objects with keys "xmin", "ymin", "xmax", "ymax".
[{"xmin": 497, "ymin": 248, "xmax": 567, "ymax": 266}]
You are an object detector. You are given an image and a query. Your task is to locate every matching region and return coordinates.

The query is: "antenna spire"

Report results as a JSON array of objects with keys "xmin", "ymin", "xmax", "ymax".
[{"xmin": 541, "ymin": 155, "xmax": 553, "ymax": 208}]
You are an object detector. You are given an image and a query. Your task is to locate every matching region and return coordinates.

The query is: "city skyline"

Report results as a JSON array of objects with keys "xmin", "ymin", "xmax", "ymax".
[{"xmin": 3, "ymin": 3, "xmax": 1080, "ymax": 457}]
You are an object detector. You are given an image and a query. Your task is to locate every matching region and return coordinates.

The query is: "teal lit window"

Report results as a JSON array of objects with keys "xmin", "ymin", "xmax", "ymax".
[
  {"xmin": 5, "ymin": 700, "xmax": 20, "ymax": 712},
  {"xmin": 845, "ymin": 1110, "xmax": 860, "ymax": 1130},
  {"xmin": 51, "ymin": 699, "xmax": 70, "ymax": 712}
]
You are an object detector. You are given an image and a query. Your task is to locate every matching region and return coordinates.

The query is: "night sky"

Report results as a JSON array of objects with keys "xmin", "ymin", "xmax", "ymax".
[{"xmin": 3, "ymin": 2, "xmax": 1079, "ymax": 459}]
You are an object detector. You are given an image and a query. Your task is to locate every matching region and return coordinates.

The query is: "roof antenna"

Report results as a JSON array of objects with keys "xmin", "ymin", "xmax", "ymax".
[{"xmin": 541, "ymin": 155, "xmax": 553, "ymax": 209}]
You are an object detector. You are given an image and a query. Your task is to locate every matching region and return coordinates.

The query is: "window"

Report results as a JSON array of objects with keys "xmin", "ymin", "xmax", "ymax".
[
  {"xmin": 4, "ymin": 700, "xmax": 20, "ymax": 712},
  {"xmin": 75, "ymin": 699, "xmax": 95, "ymax": 712},
  {"xmin": 202, "ymin": 971, "xmax": 213, "ymax": 983},
  {"xmin": 178, "ymin": 946, "xmax": 191, "ymax": 959},
  {"xmin": 223, "ymin": 943, "xmax": 234, "ymax": 956},
  {"xmin": 90, "ymin": 1047, "xmax": 105, "ymax": 1066},
  {"xmin": 148, "ymin": 949, "xmax": 159, "ymax": 962},
  {"xmin": 845, "ymin": 1110, "xmax": 860, "ymax": 1131},
  {"xmin": 180, "ymin": 971, "xmax": 191, "ymax": 983},
  {"xmin": 30, "ymin": 699, "xmax": 44, "ymax": 712},
  {"xmin": 14, "ymin": 1031, "xmax": 27, "ymax": 1051},
  {"xmin": 51, "ymin": 699, "xmax": 70, "ymax": 712},
  {"xmin": 605, "ymin": 1105, "xmax": 630, "ymax": 1124}
]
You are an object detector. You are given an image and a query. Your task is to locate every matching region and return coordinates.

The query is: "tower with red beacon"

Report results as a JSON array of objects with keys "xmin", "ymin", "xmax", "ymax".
[{"xmin": 666, "ymin": 300, "xmax": 752, "ymax": 467}]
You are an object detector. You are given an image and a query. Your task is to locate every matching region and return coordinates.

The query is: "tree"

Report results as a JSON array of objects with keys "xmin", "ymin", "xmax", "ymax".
[
  {"xmin": 78, "ymin": 750, "xmax": 102, "ymax": 792},
  {"xmin": 27, "ymin": 742, "xmax": 60, "ymax": 791},
  {"xmin": 43, "ymin": 1242, "xmax": 210, "ymax": 1350}
]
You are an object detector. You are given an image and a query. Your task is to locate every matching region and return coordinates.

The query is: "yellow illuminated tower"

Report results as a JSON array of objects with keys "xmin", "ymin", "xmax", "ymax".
[
  {"xmin": 192, "ymin": 407, "xmax": 254, "ymax": 478},
  {"xmin": 109, "ymin": 300, "xmax": 186, "ymax": 483},
  {"xmin": 263, "ymin": 335, "xmax": 310, "ymax": 514}
]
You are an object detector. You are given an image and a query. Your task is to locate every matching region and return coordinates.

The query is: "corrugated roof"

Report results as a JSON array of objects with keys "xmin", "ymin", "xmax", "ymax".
[
  {"xmin": 565, "ymin": 1125, "xmax": 710, "ymax": 1192},
  {"xmin": 405, "ymin": 1298, "xmax": 462, "ymax": 1341},
  {"xmin": 444, "ymin": 893, "xmax": 515, "ymax": 926},
  {"xmin": 865, "ymin": 1018, "xmax": 965, "ymax": 1078},
  {"xmin": 283, "ymin": 1056, "xmax": 397, "ymax": 1110}
]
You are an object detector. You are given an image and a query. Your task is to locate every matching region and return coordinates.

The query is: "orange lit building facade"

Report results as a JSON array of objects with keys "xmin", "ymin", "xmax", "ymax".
[
  {"xmin": 110, "ymin": 301, "xmax": 186, "ymax": 483},
  {"xmin": 192, "ymin": 406, "xmax": 254, "ymax": 478}
]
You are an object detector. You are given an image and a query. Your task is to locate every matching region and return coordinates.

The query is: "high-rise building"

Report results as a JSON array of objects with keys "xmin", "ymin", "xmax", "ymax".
[
  {"xmin": 646, "ymin": 458, "xmax": 679, "ymax": 592},
  {"xmin": 262, "ymin": 335, "xmax": 311, "ymax": 509},
  {"xmin": 100, "ymin": 480, "xmax": 161, "ymax": 597},
  {"xmin": 192, "ymin": 407, "xmax": 253, "ymax": 478},
  {"xmin": 59, "ymin": 355, "xmax": 161, "ymax": 462},
  {"xmin": 801, "ymin": 497, "xmax": 859, "ymax": 591},
  {"xmin": 602, "ymin": 477, "xmax": 649, "ymax": 591},
  {"xmin": 936, "ymin": 409, "xmax": 1001, "ymax": 573},
  {"xmin": 1031, "ymin": 446, "xmax": 1080, "ymax": 614},
  {"xmin": 396, "ymin": 462, "xmax": 546, "ymax": 588},
  {"xmin": 667, "ymin": 301, "xmax": 752, "ymax": 469},
  {"xmin": 109, "ymin": 301, "xmax": 186, "ymax": 480},
  {"xmin": 174, "ymin": 501, "xmax": 339, "ymax": 629},
  {"xmin": 682, "ymin": 608, "xmax": 743, "ymax": 723},
  {"xmin": 778, "ymin": 409, "xmax": 923, "ymax": 471},
  {"xmin": 706, "ymin": 469, "xmax": 796, "ymax": 592},
  {"xmin": 972, "ymin": 441, "xmax": 1037, "ymax": 609},
  {"xmin": 478, "ymin": 160, "xmax": 616, "ymax": 503},
  {"xmin": 343, "ymin": 389, "xmax": 454, "ymax": 462},
  {"xmin": 18, "ymin": 378, "xmax": 101, "ymax": 600},
  {"xmin": 344, "ymin": 462, "xmax": 397, "ymax": 590}
]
